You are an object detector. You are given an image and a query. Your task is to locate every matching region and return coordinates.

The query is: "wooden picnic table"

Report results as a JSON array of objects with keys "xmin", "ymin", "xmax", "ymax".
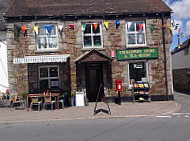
[{"xmin": 26, "ymin": 93, "xmax": 60, "ymax": 111}]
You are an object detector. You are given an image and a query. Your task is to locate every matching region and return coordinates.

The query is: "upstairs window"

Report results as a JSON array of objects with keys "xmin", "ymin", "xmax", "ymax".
[
  {"xmin": 82, "ymin": 23, "xmax": 103, "ymax": 48},
  {"xmin": 37, "ymin": 24, "xmax": 58, "ymax": 51},
  {"xmin": 126, "ymin": 21, "xmax": 146, "ymax": 46}
]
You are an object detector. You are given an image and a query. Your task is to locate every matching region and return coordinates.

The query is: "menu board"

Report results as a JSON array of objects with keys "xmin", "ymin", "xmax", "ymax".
[{"xmin": 75, "ymin": 92, "xmax": 85, "ymax": 106}]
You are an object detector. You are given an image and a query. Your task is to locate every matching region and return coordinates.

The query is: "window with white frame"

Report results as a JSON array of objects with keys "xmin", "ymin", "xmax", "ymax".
[
  {"xmin": 82, "ymin": 23, "xmax": 103, "ymax": 48},
  {"xmin": 126, "ymin": 21, "xmax": 146, "ymax": 46},
  {"xmin": 39, "ymin": 66, "xmax": 59, "ymax": 89},
  {"xmin": 37, "ymin": 24, "xmax": 58, "ymax": 51}
]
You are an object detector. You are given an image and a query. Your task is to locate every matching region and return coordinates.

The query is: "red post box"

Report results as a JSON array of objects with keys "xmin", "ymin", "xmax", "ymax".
[{"xmin": 116, "ymin": 79, "xmax": 122, "ymax": 91}]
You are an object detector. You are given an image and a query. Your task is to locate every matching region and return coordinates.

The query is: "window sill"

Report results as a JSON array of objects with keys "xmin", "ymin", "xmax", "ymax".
[
  {"xmin": 35, "ymin": 49, "xmax": 60, "ymax": 54},
  {"xmin": 81, "ymin": 47, "xmax": 105, "ymax": 52}
]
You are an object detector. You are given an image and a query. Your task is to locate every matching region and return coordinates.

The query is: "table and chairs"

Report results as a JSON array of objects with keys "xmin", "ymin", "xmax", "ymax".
[{"xmin": 26, "ymin": 93, "xmax": 61, "ymax": 111}]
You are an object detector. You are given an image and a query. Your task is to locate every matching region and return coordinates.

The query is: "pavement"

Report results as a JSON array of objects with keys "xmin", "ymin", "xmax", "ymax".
[{"xmin": 0, "ymin": 99, "xmax": 180, "ymax": 123}]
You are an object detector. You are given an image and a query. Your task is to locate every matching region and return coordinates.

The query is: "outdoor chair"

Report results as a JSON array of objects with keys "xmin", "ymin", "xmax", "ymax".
[
  {"xmin": 30, "ymin": 97, "xmax": 42, "ymax": 111},
  {"xmin": 58, "ymin": 93, "xmax": 66, "ymax": 109},
  {"xmin": 43, "ymin": 94, "xmax": 55, "ymax": 111},
  {"xmin": 10, "ymin": 93, "xmax": 24, "ymax": 107}
]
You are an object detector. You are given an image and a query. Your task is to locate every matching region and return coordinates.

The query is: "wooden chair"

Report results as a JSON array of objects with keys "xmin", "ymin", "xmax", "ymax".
[
  {"xmin": 43, "ymin": 94, "xmax": 55, "ymax": 110},
  {"xmin": 30, "ymin": 96, "xmax": 42, "ymax": 111},
  {"xmin": 10, "ymin": 93, "xmax": 24, "ymax": 107}
]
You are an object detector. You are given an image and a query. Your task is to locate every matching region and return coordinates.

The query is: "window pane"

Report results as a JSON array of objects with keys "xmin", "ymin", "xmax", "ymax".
[
  {"xmin": 127, "ymin": 22, "xmax": 135, "ymax": 32},
  {"xmin": 137, "ymin": 33, "xmax": 145, "ymax": 44},
  {"xmin": 93, "ymin": 36, "xmax": 101, "ymax": 47},
  {"xmin": 38, "ymin": 37, "xmax": 47, "ymax": 49},
  {"xmin": 40, "ymin": 68, "xmax": 48, "ymax": 77},
  {"xmin": 39, "ymin": 27, "xmax": 46, "ymax": 35},
  {"xmin": 40, "ymin": 79, "xmax": 48, "ymax": 89},
  {"xmin": 93, "ymin": 24, "xmax": 100, "ymax": 33},
  {"xmin": 128, "ymin": 34, "xmax": 136, "ymax": 45},
  {"xmin": 84, "ymin": 24, "xmax": 91, "ymax": 34},
  {"xmin": 50, "ymin": 26, "xmax": 56, "ymax": 35},
  {"xmin": 136, "ymin": 22, "xmax": 144, "ymax": 32},
  {"xmin": 50, "ymin": 79, "xmax": 59, "ymax": 88},
  {"xmin": 50, "ymin": 67, "xmax": 58, "ymax": 77},
  {"xmin": 48, "ymin": 37, "xmax": 58, "ymax": 48},
  {"xmin": 129, "ymin": 62, "xmax": 146, "ymax": 82},
  {"xmin": 84, "ymin": 36, "xmax": 92, "ymax": 47}
]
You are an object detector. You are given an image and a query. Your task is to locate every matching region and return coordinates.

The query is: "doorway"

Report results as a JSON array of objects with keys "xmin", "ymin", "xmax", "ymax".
[{"xmin": 85, "ymin": 63, "xmax": 104, "ymax": 102}]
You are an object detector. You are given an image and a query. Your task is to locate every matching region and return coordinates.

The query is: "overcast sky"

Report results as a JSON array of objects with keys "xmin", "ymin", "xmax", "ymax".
[{"xmin": 163, "ymin": 0, "xmax": 190, "ymax": 49}]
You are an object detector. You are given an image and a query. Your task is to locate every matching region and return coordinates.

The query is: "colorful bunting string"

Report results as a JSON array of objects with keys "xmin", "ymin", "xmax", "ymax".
[
  {"xmin": 69, "ymin": 24, "xmax": 74, "ymax": 30},
  {"xmin": 82, "ymin": 23, "xmax": 86, "ymax": 31},
  {"xmin": 58, "ymin": 25, "xmax": 63, "ymax": 32},
  {"xmin": 93, "ymin": 23, "xmax": 98, "ymax": 31},
  {"xmin": 169, "ymin": 27, "xmax": 173, "ymax": 31},
  {"xmin": 139, "ymin": 24, "xmax": 143, "ymax": 31},
  {"xmin": 34, "ymin": 26, "xmax": 39, "ymax": 35},
  {"xmin": 150, "ymin": 24, "xmax": 155, "ymax": 33},
  {"xmin": 104, "ymin": 21, "xmax": 109, "ymax": 30},
  {"xmin": 45, "ymin": 25, "xmax": 51, "ymax": 33},
  {"xmin": 162, "ymin": 24, "xmax": 166, "ymax": 27},
  {"xmin": 21, "ymin": 26, "xmax": 27, "ymax": 34},
  {"xmin": 116, "ymin": 20, "xmax": 120, "ymax": 29}
]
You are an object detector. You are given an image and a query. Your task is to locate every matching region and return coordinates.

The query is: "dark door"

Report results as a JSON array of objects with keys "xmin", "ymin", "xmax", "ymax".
[{"xmin": 85, "ymin": 63, "xmax": 104, "ymax": 102}]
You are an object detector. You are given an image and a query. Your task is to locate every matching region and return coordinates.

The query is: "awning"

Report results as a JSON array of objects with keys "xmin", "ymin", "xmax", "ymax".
[{"xmin": 13, "ymin": 54, "xmax": 70, "ymax": 64}]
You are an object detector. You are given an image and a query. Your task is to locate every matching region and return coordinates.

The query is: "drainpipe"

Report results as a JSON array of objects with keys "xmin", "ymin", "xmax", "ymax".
[{"xmin": 162, "ymin": 13, "xmax": 169, "ymax": 101}]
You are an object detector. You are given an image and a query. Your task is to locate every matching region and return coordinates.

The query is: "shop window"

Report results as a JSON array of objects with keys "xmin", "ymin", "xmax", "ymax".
[
  {"xmin": 39, "ymin": 66, "xmax": 59, "ymax": 89},
  {"xmin": 82, "ymin": 23, "xmax": 103, "ymax": 48},
  {"xmin": 126, "ymin": 21, "xmax": 146, "ymax": 46},
  {"xmin": 36, "ymin": 24, "xmax": 58, "ymax": 51},
  {"xmin": 129, "ymin": 62, "xmax": 147, "ymax": 84}
]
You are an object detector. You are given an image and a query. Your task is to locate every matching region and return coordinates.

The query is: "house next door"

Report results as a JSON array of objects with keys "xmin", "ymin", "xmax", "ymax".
[{"xmin": 85, "ymin": 63, "xmax": 104, "ymax": 102}]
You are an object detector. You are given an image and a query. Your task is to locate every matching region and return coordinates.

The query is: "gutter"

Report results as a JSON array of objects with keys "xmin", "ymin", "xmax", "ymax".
[{"xmin": 162, "ymin": 13, "xmax": 169, "ymax": 101}]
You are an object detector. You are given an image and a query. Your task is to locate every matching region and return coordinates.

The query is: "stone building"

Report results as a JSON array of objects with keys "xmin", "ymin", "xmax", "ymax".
[
  {"xmin": 172, "ymin": 39, "xmax": 190, "ymax": 92},
  {"xmin": 4, "ymin": 0, "xmax": 173, "ymax": 102}
]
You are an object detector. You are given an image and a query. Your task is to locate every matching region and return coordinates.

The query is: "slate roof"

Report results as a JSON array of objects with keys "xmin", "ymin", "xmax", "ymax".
[
  {"xmin": 5, "ymin": 0, "xmax": 172, "ymax": 18},
  {"xmin": 0, "ymin": 0, "xmax": 12, "ymax": 30},
  {"xmin": 172, "ymin": 39, "xmax": 190, "ymax": 55}
]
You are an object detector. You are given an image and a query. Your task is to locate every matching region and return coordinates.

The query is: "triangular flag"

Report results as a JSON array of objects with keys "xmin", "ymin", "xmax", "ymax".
[
  {"xmin": 21, "ymin": 26, "xmax": 27, "ymax": 34},
  {"xmin": 104, "ymin": 21, "xmax": 109, "ymax": 30},
  {"xmin": 169, "ymin": 27, "xmax": 173, "ymax": 31},
  {"xmin": 45, "ymin": 25, "xmax": 51, "ymax": 33},
  {"xmin": 58, "ymin": 25, "xmax": 63, "ymax": 31},
  {"xmin": 93, "ymin": 23, "xmax": 98, "ymax": 31},
  {"xmin": 34, "ymin": 26, "xmax": 39, "ymax": 35},
  {"xmin": 178, "ymin": 28, "xmax": 181, "ymax": 34},
  {"xmin": 174, "ymin": 26, "xmax": 178, "ymax": 30},
  {"xmin": 82, "ymin": 23, "xmax": 86, "ymax": 31},
  {"xmin": 69, "ymin": 24, "xmax": 74, "ymax": 30},
  {"xmin": 162, "ymin": 24, "xmax": 166, "ymax": 27},
  {"xmin": 139, "ymin": 24, "xmax": 143, "ymax": 31},
  {"xmin": 178, "ymin": 45, "xmax": 180, "ymax": 49},
  {"xmin": 183, "ymin": 34, "xmax": 185, "ymax": 37},
  {"xmin": 116, "ymin": 20, "xmax": 120, "ymax": 29},
  {"xmin": 150, "ymin": 24, "xmax": 155, "ymax": 33},
  {"xmin": 127, "ymin": 22, "xmax": 132, "ymax": 29}
]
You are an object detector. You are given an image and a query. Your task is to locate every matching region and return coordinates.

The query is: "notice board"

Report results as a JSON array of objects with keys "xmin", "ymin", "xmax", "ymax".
[{"xmin": 75, "ymin": 92, "xmax": 85, "ymax": 106}]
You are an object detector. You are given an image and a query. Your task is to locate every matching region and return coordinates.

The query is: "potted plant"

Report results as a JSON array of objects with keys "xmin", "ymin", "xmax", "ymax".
[
  {"xmin": 69, "ymin": 91, "xmax": 75, "ymax": 106},
  {"xmin": 21, "ymin": 92, "xmax": 28, "ymax": 107}
]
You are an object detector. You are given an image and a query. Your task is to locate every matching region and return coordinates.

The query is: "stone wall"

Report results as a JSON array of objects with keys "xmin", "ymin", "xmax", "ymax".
[
  {"xmin": 6, "ymin": 16, "xmax": 173, "ymax": 98},
  {"xmin": 173, "ymin": 69, "xmax": 190, "ymax": 92}
]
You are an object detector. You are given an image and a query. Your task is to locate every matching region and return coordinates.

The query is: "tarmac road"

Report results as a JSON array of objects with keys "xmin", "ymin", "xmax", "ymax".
[{"xmin": 0, "ymin": 91, "xmax": 190, "ymax": 141}]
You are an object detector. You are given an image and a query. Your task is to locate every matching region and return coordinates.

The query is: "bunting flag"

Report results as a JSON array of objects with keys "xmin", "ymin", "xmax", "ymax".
[
  {"xmin": 82, "ymin": 23, "xmax": 86, "ymax": 31},
  {"xmin": 169, "ymin": 26, "xmax": 173, "ymax": 31},
  {"xmin": 162, "ymin": 24, "xmax": 166, "ymax": 27},
  {"xmin": 58, "ymin": 25, "xmax": 63, "ymax": 32},
  {"xmin": 178, "ymin": 28, "xmax": 181, "ymax": 34},
  {"xmin": 116, "ymin": 20, "xmax": 120, "ymax": 29},
  {"xmin": 104, "ymin": 21, "xmax": 109, "ymax": 30},
  {"xmin": 93, "ymin": 23, "xmax": 98, "ymax": 31},
  {"xmin": 69, "ymin": 24, "xmax": 74, "ymax": 30},
  {"xmin": 34, "ymin": 26, "xmax": 39, "ymax": 35},
  {"xmin": 127, "ymin": 22, "xmax": 132, "ymax": 29},
  {"xmin": 174, "ymin": 25, "xmax": 178, "ymax": 30},
  {"xmin": 45, "ymin": 25, "xmax": 51, "ymax": 33},
  {"xmin": 139, "ymin": 24, "xmax": 143, "ymax": 31},
  {"xmin": 178, "ymin": 45, "xmax": 181, "ymax": 49},
  {"xmin": 150, "ymin": 24, "xmax": 155, "ymax": 33},
  {"xmin": 21, "ymin": 26, "xmax": 27, "ymax": 34}
]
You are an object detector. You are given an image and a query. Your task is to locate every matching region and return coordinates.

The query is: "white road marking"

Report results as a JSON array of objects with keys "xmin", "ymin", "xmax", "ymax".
[{"xmin": 156, "ymin": 116, "xmax": 172, "ymax": 118}]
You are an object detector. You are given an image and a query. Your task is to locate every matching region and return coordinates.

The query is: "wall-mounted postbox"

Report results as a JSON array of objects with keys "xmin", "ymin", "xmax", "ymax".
[{"xmin": 116, "ymin": 79, "xmax": 122, "ymax": 91}]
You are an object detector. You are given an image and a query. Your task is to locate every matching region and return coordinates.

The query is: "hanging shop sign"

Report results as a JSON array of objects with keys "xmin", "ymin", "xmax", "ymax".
[{"xmin": 117, "ymin": 48, "xmax": 158, "ymax": 60}]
